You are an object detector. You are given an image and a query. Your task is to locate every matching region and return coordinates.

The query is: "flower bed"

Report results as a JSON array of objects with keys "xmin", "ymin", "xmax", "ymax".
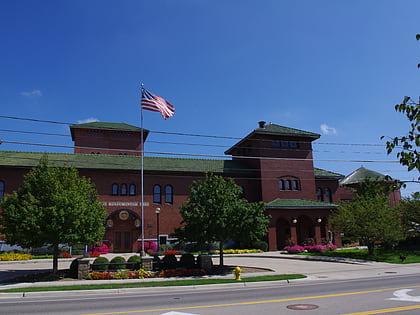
[
  {"xmin": 0, "ymin": 252, "xmax": 33, "ymax": 261},
  {"xmin": 86, "ymin": 268, "xmax": 207, "ymax": 280},
  {"xmin": 284, "ymin": 244, "xmax": 338, "ymax": 254}
]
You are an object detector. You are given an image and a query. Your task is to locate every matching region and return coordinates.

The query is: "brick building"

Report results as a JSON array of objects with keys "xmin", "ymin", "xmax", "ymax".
[{"xmin": 0, "ymin": 121, "xmax": 400, "ymax": 252}]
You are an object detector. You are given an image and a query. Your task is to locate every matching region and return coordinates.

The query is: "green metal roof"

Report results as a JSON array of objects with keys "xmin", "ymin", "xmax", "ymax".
[
  {"xmin": 70, "ymin": 122, "xmax": 142, "ymax": 131},
  {"xmin": 266, "ymin": 198, "xmax": 337, "ymax": 208},
  {"xmin": 339, "ymin": 167, "xmax": 392, "ymax": 186},
  {"xmin": 225, "ymin": 123, "xmax": 320, "ymax": 154},
  {"xmin": 0, "ymin": 151, "xmax": 253, "ymax": 174},
  {"xmin": 314, "ymin": 168, "xmax": 344, "ymax": 179},
  {"xmin": 255, "ymin": 123, "xmax": 320, "ymax": 138}
]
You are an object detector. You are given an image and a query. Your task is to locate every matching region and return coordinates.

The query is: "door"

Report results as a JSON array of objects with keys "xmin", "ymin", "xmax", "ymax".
[{"xmin": 114, "ymin": 231, "xmax": 132, "ymax": 252}]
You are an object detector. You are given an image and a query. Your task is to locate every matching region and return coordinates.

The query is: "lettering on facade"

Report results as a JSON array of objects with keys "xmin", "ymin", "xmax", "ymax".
[{"xmin": 101, "ymin": 201, "xmax": 149, "ymax": 207}]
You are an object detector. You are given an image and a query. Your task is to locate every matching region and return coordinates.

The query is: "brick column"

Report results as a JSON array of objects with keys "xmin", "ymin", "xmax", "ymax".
[
  {"xmin": 141, "ymin": 257, "xmax": 153, "ymax": 271},
  {"xmin": 77, "ymin": 259, "xmax": 91, "ymax": 280}
]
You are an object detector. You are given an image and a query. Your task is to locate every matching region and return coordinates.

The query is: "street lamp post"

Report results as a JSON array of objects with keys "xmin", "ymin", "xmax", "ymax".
[{"xmin": 155, "ymin": 207, "xmax": 160, "ymax": 251}]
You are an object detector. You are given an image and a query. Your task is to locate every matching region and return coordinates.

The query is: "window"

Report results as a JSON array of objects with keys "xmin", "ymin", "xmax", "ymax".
[
  {"xmin": 316, "ymin": 188, "xmax": 323, "ymax": 201},
  {"xmin": 153, "ymin": 185, "xmax": 161, "ymax": 203},
  {"xmin": 279, "ymin": 177, "xmax": 300, "ymax": 191},
  {"xmin": 164, "ymin": 185, "xmax": 173, "ymax": 204},
  {"xmin": 324, "ymin": 188, "xmax": 332, "ymax": 202},
  {"xmin": 129, "ymin": 184, "xmax": 136, "ymax": 196},
  {"xmin": 279, "ymin": 180, "xmax": 284, "ymax": 190},
  {"xmin": 0, "ymin": 181, "xmax": 4, "ymax": 200},
  {"xmin": 120, "ymin": 184, "xmax": 127, "ymax": 196},
  {"xmin": 112, "ymin": 183, "xmax": 119, "ymax": 196}
]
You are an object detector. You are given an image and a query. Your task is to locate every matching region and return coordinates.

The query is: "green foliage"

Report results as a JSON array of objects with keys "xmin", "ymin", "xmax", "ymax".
[
  {"xmin": 175, "ymin": 173, "xmax": 269, "ymax": 266},
  {"xmin": 162, "ymin": 254, "xmax": 178, "ymax": 270},
  {"xmin": 92, "ymin": 257, "xmax": 109, "ymax": 271},
  {"xmin": 179, "ymin": 253, "xmax": 196, "ymax": 269},
  {"xmin": 399, "ymin": 192, "xmax": 420, "ymax": 237},
  {"xmin": 0, "ymin": 155, "xmax": 107, "ymax": 272},
  {"xmin": 382, "ymin": 35, "xmax": 419, "ymax": 175},
  {"xmin": 251, "ymin": 240, "xmax": 268, "ymax": 252},
  {"xmin": 109, "ymin": 256, "xmax": 126, "ymax": 270},
  {"xmin": 127, "ymin": 255, "xmax": 142, "ymax": 270},
  {"xmin": 330, "ymin": 194, "xmax": 404, "ymax": 255}
]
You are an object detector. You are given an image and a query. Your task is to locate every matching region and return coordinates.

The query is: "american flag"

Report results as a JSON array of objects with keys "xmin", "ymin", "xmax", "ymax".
[{"xmin": 141, "ymin": 88, "xmax": 175, "ymax": 119}]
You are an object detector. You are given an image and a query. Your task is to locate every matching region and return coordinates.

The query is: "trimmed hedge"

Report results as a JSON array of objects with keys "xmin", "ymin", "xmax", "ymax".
[
  {"xmin": 127, "ymin": 255, "xmax": 141, "ymax": 269},
  {"xmin": 92, "ymin": 257, "xmax": 110, "ymax": 271},
  {"xmin": 110, "ymin": 256, "xmax": 126, "ymax": 270}
]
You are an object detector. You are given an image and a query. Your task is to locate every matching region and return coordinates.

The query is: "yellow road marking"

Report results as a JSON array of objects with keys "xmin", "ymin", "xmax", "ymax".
[
  {"xmin": 342, "ymin": 305, "xmax": 420, "ymax": 314},
  {"xmin": 82, "ymin": 285, "xmax": 420, "ymax": 315}
]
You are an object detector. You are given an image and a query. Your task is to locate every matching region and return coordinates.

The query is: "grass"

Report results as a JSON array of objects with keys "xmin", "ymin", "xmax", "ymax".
[
  {"xmin": 301, "ymin": 248, "xmax": 420, "ymax": 264},
  {"xmin": 0, "ymin": 274, "xmax": 306, "ymax": 293}
]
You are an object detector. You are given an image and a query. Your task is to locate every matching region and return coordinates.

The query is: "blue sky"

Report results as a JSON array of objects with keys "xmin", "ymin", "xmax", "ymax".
[{"xmin": 0, "ymin": 0, "xmax": 419, "ymax": 196}]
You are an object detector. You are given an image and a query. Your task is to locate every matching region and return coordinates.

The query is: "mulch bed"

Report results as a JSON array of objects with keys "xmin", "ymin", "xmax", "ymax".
[{"xmin": 1, "ymin": 265, "xmax": 271, "ymax": 284}]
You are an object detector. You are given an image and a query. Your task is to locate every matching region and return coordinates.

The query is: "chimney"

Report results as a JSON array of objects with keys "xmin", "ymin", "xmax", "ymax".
[{"xmin": 258, "ymin": 121, "xmax": 266, "ymax": 128}]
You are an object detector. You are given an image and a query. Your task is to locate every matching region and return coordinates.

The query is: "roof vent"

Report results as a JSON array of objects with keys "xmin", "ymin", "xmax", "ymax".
[{"xmin": 258, "ymin": 121, "xmax": 266, "ymax": 128}]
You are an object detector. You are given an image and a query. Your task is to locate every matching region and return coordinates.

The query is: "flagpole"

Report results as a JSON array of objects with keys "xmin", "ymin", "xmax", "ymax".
[{"xmin": 140, "ymin": 83, "xmax": 145, "ymax": 256}]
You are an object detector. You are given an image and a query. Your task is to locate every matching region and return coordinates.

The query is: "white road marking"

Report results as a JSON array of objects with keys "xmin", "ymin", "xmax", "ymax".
[{"xmin": 389, "ymin": 289, "xmax": 420, "ymax": 302}]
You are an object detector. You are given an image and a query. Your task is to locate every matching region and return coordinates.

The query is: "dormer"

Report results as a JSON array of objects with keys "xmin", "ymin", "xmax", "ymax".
[
  {"xmin": 70, "ymin": 122, "xmax": 149, "ymax": 156},
  {"xmin": 225, "ymin": 121, "xmax": 320, "ymax": 160}
]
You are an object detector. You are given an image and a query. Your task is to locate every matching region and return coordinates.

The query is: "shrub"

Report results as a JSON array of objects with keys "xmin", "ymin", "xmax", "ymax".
[
  {"xmin": 304, "ymin": 245, "xmax": 326, "ymax": 253},
  {"xmin": 163, "ymin": 250, "xmax": 182, "ymax": 255},
  {"xmin": 139, "ymin": 240, "xmax": 158, "ymax": 252},
  {"xmin": 153, "ymin": 255, "xmax": 162, "ymax": 270},
  {"xmin": 326, "ymin": 244, "xmax": 338, "ymax": 251},
  {"xmin": 0, "ymin": 252, "xmax": 33, "ymax": 261},
  {"xmin": 110, "ymin": 256, "xmax": 126, "ymax": 270},
  {"xmin": 61, "ymin": 252, "xmax": 72, "ymax": 258},
  {"xmin": 162, "ymin": 254, "xmax": 178, "ymax": 270},
  {"xmin": 284, "ymin": 245, "xmax": 305, "ymax": 254},
  {"xmin": 127, "ymin": 255, "xmax": 141, "ymax": 270},
  {"xmin": 252, "ymin": 240, "xmax": 268, "ymax": 252},
  {"xmin": 92, "ymin": 257, "xmax": 109, "ymax": 271},
  {"xmin": 179, "ymin": 253, "xmax": 195, "ymax": 269},
  {"xmin": 88, "ymin": 251, "xmax": 101, "ymax": 258}
]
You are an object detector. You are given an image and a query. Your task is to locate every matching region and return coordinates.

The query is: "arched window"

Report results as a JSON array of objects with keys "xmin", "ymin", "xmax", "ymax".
[
  {"xmin": 120, "ymin": 184, "xmax": 127, "ymax": 196},
  {"xmin": 279, "ymin": 179, "xmax": 285, "ymax": 190},
  {"xmin": 153, "ymin": 185, "xmax": 161, "ymax": 204},
  {"xmin": 316, "ymin": 188, "xmax": 323, "ymax": 201},
  {"xmin": 324, "ymin": 188, "xmax": 332, "ymax": 203},
  {"xmin": 112, "ymin": 183, "xmax": 119, "ymax": 196},
  {"xmin": 0, "ymin": 181, "xmax": 4, "ymax": 200},
  {"xmin": 165, "ymin": 185, "xmax": 173, "ymax": 204},
  {"xmin": 285, "ymin": 180, "xmax": 291, "ymax": 190},
  {"xmin": 292, "ymin": 180, "xmax": 299, "ymax": 190},
  {"xmin": 129, "ymin": 184, "xmax": 136, "ymax": 196}
]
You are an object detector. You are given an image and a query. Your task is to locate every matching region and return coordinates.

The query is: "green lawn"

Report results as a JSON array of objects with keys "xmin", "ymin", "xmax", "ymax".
[
  {"xmin": 0, "ymin": 274, "xmax": 306, "ymax": 293},
  {"xmin": 301, "ymin": 249, "xmax": 420, "ymax": 263}
]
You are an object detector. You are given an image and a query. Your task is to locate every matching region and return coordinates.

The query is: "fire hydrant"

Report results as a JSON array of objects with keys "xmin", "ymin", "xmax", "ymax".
[{"xmin": 233, "ymin": 266, "xmax": 242, "ymax": 281}]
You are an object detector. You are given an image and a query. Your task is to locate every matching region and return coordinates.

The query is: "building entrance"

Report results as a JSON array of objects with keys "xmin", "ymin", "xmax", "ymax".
[{"xmin": 114, "ymin": 231, "xmax": 132, "ymax": 252}]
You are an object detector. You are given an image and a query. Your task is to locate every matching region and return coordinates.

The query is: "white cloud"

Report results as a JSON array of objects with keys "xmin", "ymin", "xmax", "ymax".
[
  {"xmin": 20, "ymin": 89, "xmax": 42, "ymax": 97},
  {"xmin": 77, "ymin": 118, "xmax": 99, "ymax": 124},
  {"xmin": 320, "ymin": 123, "xmax": 337, "ymax": 135}
]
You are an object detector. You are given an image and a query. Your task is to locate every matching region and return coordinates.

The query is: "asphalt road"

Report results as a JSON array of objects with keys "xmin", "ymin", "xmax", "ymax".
[{"xmin": 1, "ymin": 274, "xmax": 419, "ymax": 314}]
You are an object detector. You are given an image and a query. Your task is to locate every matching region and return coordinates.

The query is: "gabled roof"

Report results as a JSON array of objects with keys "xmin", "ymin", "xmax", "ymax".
[
  {"xmin": 0, "ymin": 151, "xmax": 254, "ymax": 175},
  {"xmin": 70, "ymin": 122, "xmax": 142, "ymax": 131},
  {"xmin": 225, "ymin": 123, "xmax": 320, "ymax": 155},
  {"xmin": 314, "ymin": 168, "xmax": 344, "ymax": 179},
  {"xmin": 266, "ymin": 198, "xmax": 337, "ymax": 208},
  {"xmin": 339, "ymin": 167, "xmax": 393, "ymax": 186}
]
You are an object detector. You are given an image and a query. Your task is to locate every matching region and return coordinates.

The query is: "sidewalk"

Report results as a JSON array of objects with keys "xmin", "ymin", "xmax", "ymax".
[{"xmin": 1, "ymin": 252, "xmax": 419, "ymax": 291}]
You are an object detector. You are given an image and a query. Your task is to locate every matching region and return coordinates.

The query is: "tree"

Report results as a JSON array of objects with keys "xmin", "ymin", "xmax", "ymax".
[
  {"xmin": 330, "ymin": 194, "xmax": 404, "ymax": 255},
  {"xmin": 175, "ymin": 173, "xmax": 269, "ymax": 267},
  {"xmin": 0, "ymin": 155, "xmax": 107, "ymax": 272},
  {"xmin": 382, "ymin": 34, "xmax": 420, "ymax": 177},
  {"xmin": 399, "ymin": 192, "xmax": 420, "ymax": 237}
]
